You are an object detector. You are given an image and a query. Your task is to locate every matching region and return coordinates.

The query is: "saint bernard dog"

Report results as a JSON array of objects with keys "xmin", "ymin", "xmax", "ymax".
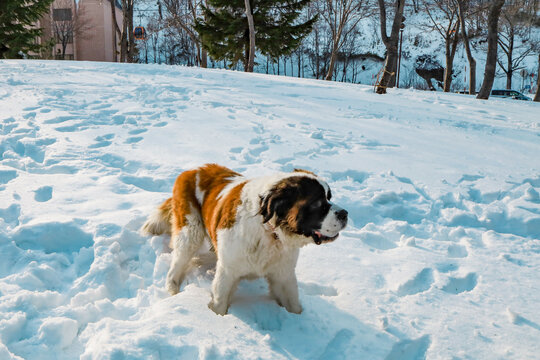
[{"xmin": 141, "ymin": 164, "xmax": 348, "ymax": 315}]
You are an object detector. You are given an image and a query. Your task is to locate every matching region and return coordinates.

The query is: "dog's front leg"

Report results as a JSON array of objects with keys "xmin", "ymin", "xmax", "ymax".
[
  {"xmin": 266, "ymin": 268, "xmax": 303, "ymax": 314},
  {"xmin": 208, "ymin": 263, "xmax": 238, "ymax": 315}
]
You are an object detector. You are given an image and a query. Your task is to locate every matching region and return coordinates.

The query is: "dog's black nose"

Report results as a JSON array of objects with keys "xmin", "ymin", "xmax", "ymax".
[{"xmin": 337, "ymin": 209, "xmax": 348, "ymax": 221}]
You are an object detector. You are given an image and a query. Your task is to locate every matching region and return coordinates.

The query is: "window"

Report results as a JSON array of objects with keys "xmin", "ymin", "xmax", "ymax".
[{"xmin": 53, "ymin": 8, "xmax": 72, "ymax": 21}]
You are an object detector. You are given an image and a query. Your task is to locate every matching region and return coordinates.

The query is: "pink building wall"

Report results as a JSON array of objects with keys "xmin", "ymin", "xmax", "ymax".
[
  {"xmin": 76, "ymin": 0, "xmax": 123, "ymax": 62},
  {"xmin": 38, "ymin": 0, "xmax": 123, "ymax": 62},
  {"xmin": 75, "ymin": 0, "xmax": 122, "ymax": 61}
]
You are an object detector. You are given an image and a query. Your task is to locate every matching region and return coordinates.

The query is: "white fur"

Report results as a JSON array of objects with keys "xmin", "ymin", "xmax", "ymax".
[
  {"xmin": 319, "ymin": 202, "xmax": 346, "ymax": 237},
  {"xmin": 195, "ymin": 173, "xmax": 205, "ymax": 206}
]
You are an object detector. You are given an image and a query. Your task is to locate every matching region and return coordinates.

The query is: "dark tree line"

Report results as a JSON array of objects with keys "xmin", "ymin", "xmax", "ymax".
[{"xmin": 3, "ymin": 0, "xmax": 539, "ymax": 100}]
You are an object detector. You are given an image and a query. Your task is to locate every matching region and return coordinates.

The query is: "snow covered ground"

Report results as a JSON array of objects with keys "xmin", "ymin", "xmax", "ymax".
[{"xmin": 0, "ymin": 60, "xmax": 539, "ymax": 359}]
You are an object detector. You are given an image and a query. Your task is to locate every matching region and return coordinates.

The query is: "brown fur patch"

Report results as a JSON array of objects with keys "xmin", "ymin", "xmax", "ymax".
[
  {"xmin": 168, "ymin": 164, "xmax": 245, "ymax": 249},
  {"xmin": 286, "ymin": 199, "xmax": 306, "ymax": 233},
  {"xmin": 294, "ymin": 168, "xmax": 316, "ymax": 176},
  {"xmin": 212, "ymin": 181, "xmax": 247, "ymax": 246},
  {"xmin": 196, "ymin": 164, "xmax": 244, "ymax": 247},
  {"xmin": 170, "ymin": 169, "xmax": 199, "ymax": 243}
]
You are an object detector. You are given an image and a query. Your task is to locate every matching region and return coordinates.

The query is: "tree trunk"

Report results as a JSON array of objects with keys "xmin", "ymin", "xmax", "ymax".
[
  {"xmin": 109, "ymin": 0, "xmax": 119, "ymax": 62},
  {"xmin": 378, "ymin": 48, "xmax": 398, "ymax": 93},
  {"xmin": 506, "ymin": 27, "xmax": 514, "ymax": 89},
  {"xmin": 534, "ymin": 54, "xmax": 540, "ymax": 102},
  {"xmin": 506, "ymin": 65, "xmax": 512, "ymax": 89},
  {"xmin": 443, "ymin": 22, "xmax": 460, "ymax": 92},
  {"xmin": 325, "ymin": 43, "xmax": 339, "ymax": 81},
  {"xmin": 244, "ymin": 0, "xmax": 255, "ymax": 72},
  {"xmin": 457, "ymin": 0, "xmax": 476, "ymax": 94},
  {"xmin": 376, "ymin": 0, "xmax": 406, "ymax": 94},
  {"xmin": 326, "ymin": 24, "xmax": 344, "ymax": 81},
  {"xmin": 297, "ymin": 51, "xmax": 301, "ymax": 78},
  {"xmin": 444, "ymin": 54, "xmax": 453, "ymax": 92},
  {"xmin": 120, "ymin": 3, "xmax": 128, "ymax": 63},
  {"xmin": 201, "ymin": 49, "xmax": 208, "ymax": 68},
  {"xmin": 127, "ymin": 2, "xmax": 135, "ymax": 63},
  {"xmin": 477, "ymin": 0, "xmax": 505, "ymax": 100}
]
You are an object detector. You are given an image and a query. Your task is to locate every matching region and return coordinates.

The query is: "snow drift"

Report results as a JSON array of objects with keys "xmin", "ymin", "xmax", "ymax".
[{"xmin": 0, "ymin": 60, "xmax": 539, "ymax": 359}]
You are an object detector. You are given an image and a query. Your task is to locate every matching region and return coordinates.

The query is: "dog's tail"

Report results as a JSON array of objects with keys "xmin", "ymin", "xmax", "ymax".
[{"xmin": 141, "ymin": 198, "xmax": 173, "ymax": 236}]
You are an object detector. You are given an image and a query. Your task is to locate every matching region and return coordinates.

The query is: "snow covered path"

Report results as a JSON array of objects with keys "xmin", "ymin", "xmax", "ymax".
[{"xmin": 1, "ymin": 60, "xmax": 539, "ymax": 359}]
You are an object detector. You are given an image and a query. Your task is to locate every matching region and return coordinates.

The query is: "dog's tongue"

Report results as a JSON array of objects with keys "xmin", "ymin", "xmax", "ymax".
[{"xmin": 314, "ymin": 231, "xmax": 323, "ymax": 245}]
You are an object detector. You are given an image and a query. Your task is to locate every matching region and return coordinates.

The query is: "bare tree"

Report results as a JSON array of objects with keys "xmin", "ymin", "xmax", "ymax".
[
  {"xmin": 109, "ymin": 0, "xmax": 121, "ymax": 62},
  {"xmin": 376, "ymin": 0, "xmax": 406, "ymax": 94},
  {"xmin": 244, "ymin": 0, "xmax": 255, "ymax": 72},
  {"xmin": 145, "ymin": 13, "xmax": 162, "ymax": 63},
  {"xmin": 477, "ymin": 0, "xmax": 505, "ymax": 99},
  {"xmin": 496, "ymin": 0, "xmax": 538, "ymax": 89},
  {"xmin": 423, "ymin": 0, "xmax": 461, "ymax": 92},
  {"xmin": 319, "ymin": 0, "xmax": 370, "ymax": 81},
  {"xmin": 107, "ymin": 0, "xmax": 136, "ymax": 62},
  {"xmin": 161, "ymin": 0, "xmax": 207, "ymax": 67},
  {"xmin": 305, "ymin": 3, "xmax": 331, "ymax": 79},
  {"xmin": 51, "ymin": 0, "xmax": 91, "ymax": 59},
  {"xmin": 456, "ymin": 0, "xmax": 476, "ymax": 94},
  {"xmin": 534, "ymin": 53, "xmax": 540, "ymax": 101}
]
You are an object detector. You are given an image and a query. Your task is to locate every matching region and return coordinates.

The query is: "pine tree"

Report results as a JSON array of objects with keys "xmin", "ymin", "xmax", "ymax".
[
  {"xmin": 0, "ymin": 0, "xmax": 55, "ymax": 59},
  {"xmin": 195, "ymin": 0, "xmax": 316, "ymax": 71}
]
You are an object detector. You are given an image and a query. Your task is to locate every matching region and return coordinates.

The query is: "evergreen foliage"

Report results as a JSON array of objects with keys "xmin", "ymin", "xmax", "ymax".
[
  {"xmin": 195, "ymin": 0, "xmax": 316, "ymax": 71},
  {"xmin": 0, "ymin": 0, "xmax": 54, "ymax": 58}
]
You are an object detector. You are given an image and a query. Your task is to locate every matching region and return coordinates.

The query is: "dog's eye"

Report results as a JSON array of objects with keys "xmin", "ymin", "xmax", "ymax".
[{"xmin": 310, "ymin": 200, "xmax": 322, "ymax": 209}]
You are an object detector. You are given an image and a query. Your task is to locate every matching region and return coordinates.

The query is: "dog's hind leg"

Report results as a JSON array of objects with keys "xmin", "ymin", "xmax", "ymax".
[
  {"xmin": 141, "ymin": 198, "xmax": 172, "ymax": 236},
  {"xmin": 166, "ymin": 213, "xmax": 205, "ymax": 295}
]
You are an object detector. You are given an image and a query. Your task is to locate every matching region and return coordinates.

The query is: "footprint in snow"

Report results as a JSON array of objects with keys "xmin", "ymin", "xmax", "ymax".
[
  {"xmin": 396, "ymin": 268, "xmax": 434, "ymax": 297},
  {"xmin": 458, "ymin": 174, "xmax": 484, "ymax": 183},
  {"xmin": 385, "ymin": 335, "xmax": 431, "ymax": 360},
  {"xmin": 441, "ymin": 273, "xmax": 478, "ymax": 294},
  {"xmin": 447, "ymin": 244, "xmax": 468, "ymax": 258},
  {"xmin": 0, "ymin": 203, "xmax": 21, "ymax": 227},
  {"xmin": 34, "ymin": 186, "xmax": 53, "ymax": 202},
  {"xmin": 299, "ymin": 282, "xmax": 338, "ymax": 297},
  {"xmin": 318, "ymin": 329, "xmax": 354, "ymax": 360},
  {"xmin": 125, "ymin": 137, "xmax": 143, "ymax": 144},
  {"xmin": 128, "ymin": 128, "xmax": 147, "ymax": 135},
  {"xmin": 89, "ymin": 134, "xmax": 114, "ymax": 148}
]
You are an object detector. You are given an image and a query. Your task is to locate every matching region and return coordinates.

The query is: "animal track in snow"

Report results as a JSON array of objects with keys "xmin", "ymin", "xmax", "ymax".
[
  {"xmin": 34, "ymin": 186, "xmax": 53, "ymax": 202},
  {"xmin": 358, "ymin": 231, "xmax": 397, "ymax": 250},
  {"xmin": 385, "ymin": 335, "xmax": 431, "ymax": 360},
  {"xmin": 119, "ymin": 175, "xmax": 172, "ymax": 193},
  {"xmin": 318, "ymin": 329, "xmax": 354, "ymax": 360},
  {"xmin": 299, "ymin": 282, "xmax": 338, "ymax": 297},
  {"xmin": 125, "ymin": 137, "xmax": 143, "ymax": 144},
  {"xmin": 396, "ymin": 268, "xmax": 434, "ymax": 296},
  {"xmin": 447, "ymin": 244, "xmax": 468, "ymax": 258},
  {"xmin": 0, "ymin": 169, "xmax": 18, "ymax": 185},
  {"xmin": 0, "ymin": 203, "xmax": 21, "ymax": 227},
  {"xmin": 441, "ymin": 273, "xmax": 478, "ymax": 294}
]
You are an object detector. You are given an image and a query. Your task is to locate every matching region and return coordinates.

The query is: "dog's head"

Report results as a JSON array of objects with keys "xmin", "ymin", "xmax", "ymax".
[{"xmin": 260, "ymin": 170, "xmax": 347, "ymax": 246}]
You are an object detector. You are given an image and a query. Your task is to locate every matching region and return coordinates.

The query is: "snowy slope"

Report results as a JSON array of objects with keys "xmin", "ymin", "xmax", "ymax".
[{"xmin": 0, "ymin": 60, "xmax": 539, "ymax": 359}]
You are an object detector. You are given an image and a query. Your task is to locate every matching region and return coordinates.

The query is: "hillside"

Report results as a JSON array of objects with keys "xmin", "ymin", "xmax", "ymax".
[{"xmin": 0, "ymin": 60, "xmax": 539, "ymax": 359}]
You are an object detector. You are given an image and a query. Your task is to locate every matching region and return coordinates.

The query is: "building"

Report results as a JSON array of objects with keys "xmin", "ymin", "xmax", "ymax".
[{"xmin": 37, "ymin": 0, "xmax": 123, "ymax": 62}]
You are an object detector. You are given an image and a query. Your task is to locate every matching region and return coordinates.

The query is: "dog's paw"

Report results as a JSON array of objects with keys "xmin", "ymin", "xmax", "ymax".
[
  {"xmin": 286, "ymin": 303, "xmax": 303, "ymax": 314},
  {"xmin": 166, "ymin": 280, "xmax": 180, "ymax": 296},
  {"xmin": 208, "ymin": 300, "xmax": 228, "ymax": 316}
]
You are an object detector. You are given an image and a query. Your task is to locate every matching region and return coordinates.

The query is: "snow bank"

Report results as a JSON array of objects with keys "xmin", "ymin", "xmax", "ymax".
[{"xmin": 0, "ymin": 60, "xmax": 539, "ymax": 359}]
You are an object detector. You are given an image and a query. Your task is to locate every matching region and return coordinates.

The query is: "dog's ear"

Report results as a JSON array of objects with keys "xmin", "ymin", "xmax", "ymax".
[{"xmin": 260, "ymin": 185, "xmax": 297, "ymax": 224}]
